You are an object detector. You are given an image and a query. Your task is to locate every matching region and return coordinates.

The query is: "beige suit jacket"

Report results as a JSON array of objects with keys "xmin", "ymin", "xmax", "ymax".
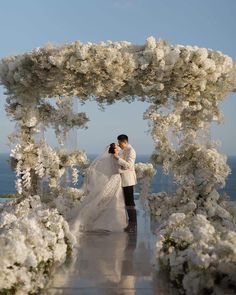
[{"xmin": 117, "ymin": 144, "xmax": 137, "ymax": 187}]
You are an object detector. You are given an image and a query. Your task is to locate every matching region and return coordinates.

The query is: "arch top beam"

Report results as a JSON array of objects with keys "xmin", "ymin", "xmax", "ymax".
[{"xmin": 0, "ymin": 36, "xmax": 235, "ymax": 105}]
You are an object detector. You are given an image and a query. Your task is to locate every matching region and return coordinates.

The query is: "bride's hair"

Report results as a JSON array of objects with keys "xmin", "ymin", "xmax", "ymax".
[{"xmin": 108, "ymin": 143, "xmax": 116, "ymax": 154}]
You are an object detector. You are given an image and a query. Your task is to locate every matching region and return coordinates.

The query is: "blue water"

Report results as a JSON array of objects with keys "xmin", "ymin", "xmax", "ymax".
[
  {"xmin": 0, "ymin": 154, "xmax": 16, "ymax": 195},
  {"xmin": 0, "ymin": 153, "xmax": 236, "ymax": 200}
]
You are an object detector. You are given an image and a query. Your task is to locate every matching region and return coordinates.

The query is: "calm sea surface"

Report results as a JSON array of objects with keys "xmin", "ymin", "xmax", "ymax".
[{"xmin": 0, "ymin": 153, "xmax": 235, "ymax": 201}]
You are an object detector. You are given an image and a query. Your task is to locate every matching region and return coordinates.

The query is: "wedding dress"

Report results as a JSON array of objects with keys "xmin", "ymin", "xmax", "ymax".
[{"xmin": 70, "ymin": 146, "xmax": 128, "ymax": 234}]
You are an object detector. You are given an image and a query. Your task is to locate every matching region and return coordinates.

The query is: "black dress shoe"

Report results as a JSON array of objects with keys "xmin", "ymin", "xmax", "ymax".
[
  {"xmin": 126, "ymin": 223, "xmax": 137, "ymax": 233},
  {"xmin": 124, "ymin": 223, "xmax": 131, "ymax": 232}
]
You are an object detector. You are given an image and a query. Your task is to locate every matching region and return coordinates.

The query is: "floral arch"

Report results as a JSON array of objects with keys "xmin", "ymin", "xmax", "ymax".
[{"xmin": 0, "ymin": 36, "xmax": 236, "ymax": 294}]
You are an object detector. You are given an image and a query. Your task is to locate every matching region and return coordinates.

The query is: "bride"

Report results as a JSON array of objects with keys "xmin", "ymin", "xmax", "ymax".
[{"xmin": 70, "ymin": 143, "xmax": 128, "ymax": 234}]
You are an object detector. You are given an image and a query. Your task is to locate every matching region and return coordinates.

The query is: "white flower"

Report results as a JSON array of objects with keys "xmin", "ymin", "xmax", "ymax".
[
  {"xmin": 167, "ymin": 213, "xmax": 186, "ymax": 227},
  {"xmin": 171, "ymin": 227, "xmax": 194, "ymax": 244},
  {"xmin": 0, "ymin": 196, "xmax": 76, "ymax": 293},
  {"xmin": 155, "ymin": 47, "xmax": 165, "ymax": 60},
  {"xmin": 146, "ymin": 36, "xmax": 156, "ymax": 50}
]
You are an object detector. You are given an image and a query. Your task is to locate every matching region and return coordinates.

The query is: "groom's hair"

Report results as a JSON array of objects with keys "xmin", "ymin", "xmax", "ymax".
[{"xmin": 117, "ymin": 134, "xmax": 128, "ymax": 142}]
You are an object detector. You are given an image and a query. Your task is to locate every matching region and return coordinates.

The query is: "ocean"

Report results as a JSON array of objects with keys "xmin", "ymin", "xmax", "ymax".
[{"xmin": 0, "ymin": 153, "xmax": 236, "ymax": 201}]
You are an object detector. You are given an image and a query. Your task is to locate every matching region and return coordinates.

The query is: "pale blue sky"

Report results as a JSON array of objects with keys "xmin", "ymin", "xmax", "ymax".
[{"xmin": 0, "ymin": 0, "xmax": 235, "ymax": 155}]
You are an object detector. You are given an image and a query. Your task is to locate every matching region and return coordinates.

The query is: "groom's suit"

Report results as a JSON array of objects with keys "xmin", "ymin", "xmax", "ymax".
[
  {"xmin": 117, "ymin": 144, "xmax": 137, "ymax": 187},
  {"xmin": 117, "ymin": 144, "xmax": 137, "ymax": 225}
]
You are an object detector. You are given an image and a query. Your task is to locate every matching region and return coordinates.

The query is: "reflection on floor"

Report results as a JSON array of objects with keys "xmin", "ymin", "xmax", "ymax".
[{"xmin": 45, "ymin": 201, "xmax": 179, "ymax": 295}]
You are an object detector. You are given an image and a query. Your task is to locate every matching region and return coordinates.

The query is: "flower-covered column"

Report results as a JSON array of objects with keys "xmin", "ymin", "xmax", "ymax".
[{"xmin": 7, "ymin": 96, "xmax": 42, "ymax": 196}]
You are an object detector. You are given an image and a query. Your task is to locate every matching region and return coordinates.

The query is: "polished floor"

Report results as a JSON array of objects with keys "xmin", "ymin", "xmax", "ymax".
[{"xmin": 46, "ymin": 201, "xmax": 179, "ymax": 295}]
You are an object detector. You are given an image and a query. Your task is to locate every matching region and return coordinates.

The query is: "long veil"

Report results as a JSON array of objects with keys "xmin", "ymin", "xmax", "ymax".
[{"xmin": 70, "ymin": 145, "xmax": 122, "ymax": 234}]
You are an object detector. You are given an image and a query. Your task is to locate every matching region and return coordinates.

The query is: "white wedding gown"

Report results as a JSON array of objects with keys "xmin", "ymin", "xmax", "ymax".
[{"xmin": 70, "ymin": 146, "xmax": 128, "ymax": 234}]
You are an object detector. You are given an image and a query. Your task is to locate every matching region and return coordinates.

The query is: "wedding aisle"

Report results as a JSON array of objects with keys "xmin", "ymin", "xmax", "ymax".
[{"xmin": 44, "ymin": 200, "xmax": 179, "ymax": 295}]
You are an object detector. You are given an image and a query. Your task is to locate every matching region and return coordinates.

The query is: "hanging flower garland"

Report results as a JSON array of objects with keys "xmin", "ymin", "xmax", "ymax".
[
  {"xmin": 10, "ymin": 140, "xmax": 89, "ymax": 195},
  {"xmin": 135, "ymin": 162, "xmax": 156, "ymax": 208}
]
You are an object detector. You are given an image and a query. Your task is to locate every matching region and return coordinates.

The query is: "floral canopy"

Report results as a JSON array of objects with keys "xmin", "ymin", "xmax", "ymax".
[{"xmin": 0, "ymin": 36, "xmax": 235, "ymax": 196}]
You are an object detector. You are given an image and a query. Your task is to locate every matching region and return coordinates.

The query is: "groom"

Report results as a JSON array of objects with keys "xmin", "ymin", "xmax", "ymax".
[{"xmin": 114, "ymin": 134, "xmax": 137, "ymax": 233}]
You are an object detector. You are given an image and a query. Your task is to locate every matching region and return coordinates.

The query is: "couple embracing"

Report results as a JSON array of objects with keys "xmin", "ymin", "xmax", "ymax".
[{"xmin": 71, "ymin": 134, "xmax": 138, "ymax": 234}]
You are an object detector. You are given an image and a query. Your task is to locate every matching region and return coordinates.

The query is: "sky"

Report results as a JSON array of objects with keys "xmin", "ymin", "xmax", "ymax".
[{"xmin": 0, "ymin": 0, "xmax": 235, "ymax": 155}]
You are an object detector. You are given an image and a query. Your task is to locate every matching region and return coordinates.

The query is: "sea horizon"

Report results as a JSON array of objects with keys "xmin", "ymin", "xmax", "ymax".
[
  {"xmin": 1, "ymin": 152, "xmax": 236, "ymax": 157},
  {"xmin": 0, "ymin": 153, "xmax": 236, "ymax": 201}
]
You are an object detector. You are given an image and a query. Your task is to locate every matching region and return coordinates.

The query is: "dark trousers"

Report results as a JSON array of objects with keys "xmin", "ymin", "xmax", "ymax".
[{"xmin": 123, "ymin": 186, "xmax": 137, "ymax": 224}]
